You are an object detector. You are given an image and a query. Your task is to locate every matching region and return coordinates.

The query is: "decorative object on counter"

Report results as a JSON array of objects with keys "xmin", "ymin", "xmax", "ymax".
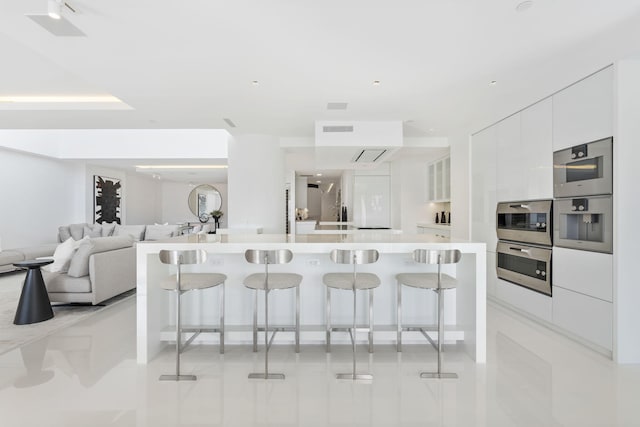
[
  {"xmin": 296, "ymin": 208, "xmax": 309, "ymax": 220},
  {"xmin": 447, "ymin": 212, "xmax": 451, "ymax": 224},
  {"xmin": 341, "ymin": 206, "xmax": 348, "ymax": 222},
  {"xmin": 210, "ymin": 209, "xmax": 224, "ymax": 231},
  {"xmin": 441, "ymin": 211, "xmax": 446, "ymax": 225},
  {"xmin": 198, "ymin": 213, "xmax": 210, "ymax": 223},
  {"xmin": 435, "ymin": 212, "xmax": 440, "ymax": 224}
]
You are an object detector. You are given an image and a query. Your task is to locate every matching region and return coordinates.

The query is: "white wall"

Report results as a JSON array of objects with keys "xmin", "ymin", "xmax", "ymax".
[
  {"xmin": 307, "ymin": 187, "xmax": 321, "ymax": 220},
  {"xmin": 0, "ymin": 147, "xmax": 84, "ymax": 247},
  {"xmin": 450, "ymin": 132, "xmax": 471, "ymax": 240},
  {"xmin": 390, "ymin": 158, "xmax": 429, "ymax": 233},
  {"xmin": 227, "ymin": 135, "xmax": 285, "ymax": 233},
  {"xmin": 613, "ymin": 59, "xmax": 640, "ymax": 363},
  {"xmin": 125, "ymin": 173, "xmax": 162, "ymax": 225},
  {"xmin": 161, "ymin": 181, "xmax": 228, "ymax": 226}
]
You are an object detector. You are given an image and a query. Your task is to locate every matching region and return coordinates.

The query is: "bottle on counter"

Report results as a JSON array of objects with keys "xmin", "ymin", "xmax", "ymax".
[
  {"xmin": 435, "ymin": 212, "xmax": 440, "ymax": 223},
  {"xmin": 441, "ymin": 211, "xmax": 446, "ymax": 224},
  {"xmin": 447, "ymin": 212, "xmax": 451, "ymax": 224}
]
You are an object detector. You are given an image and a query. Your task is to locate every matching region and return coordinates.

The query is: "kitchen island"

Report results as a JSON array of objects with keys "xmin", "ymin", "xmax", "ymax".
[{"xmin": 136, "ymin": 233, "xmax": 486, "ymax": 364}]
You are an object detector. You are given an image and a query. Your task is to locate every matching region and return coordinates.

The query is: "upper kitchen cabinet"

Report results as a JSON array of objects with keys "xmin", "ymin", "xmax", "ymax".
[
  {"xmin": 521, "ymin": 98, "xmax": 553, "ymax": 199},
  {"xmin": 496, "ymin": 114, "xmax": 524, "ymax": 202},
  {"xmin": 471, "ymin": 127, "xmax": 497, "ymax": 250},
  {"xmin": 426, "ymin": 156, "xmax": 450, "ymax": 202},
  {"xmin": 553, "ymin": 66, "xmax": 614, "ymax": 151}
]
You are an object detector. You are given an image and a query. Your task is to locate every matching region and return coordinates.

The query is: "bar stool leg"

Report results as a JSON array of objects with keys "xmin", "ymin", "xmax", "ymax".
[
  {"xmin": 249, "ymin": 287, "xmax": 284, "ymax": 380},
  {"xmin": 219, "ymin": 282, "xmax": 225, "ymax": 355},
  {"xmin": 295, "ymin": 285, "xmax": 300, "ymax": 353},
  {"xmin": 368, "ymin": 289, "xmax": 374, "ymax": 354},
  {"xmin": 160, "ymin": 288, "xmax": 196, "ymax": 381},
  {"xmin": 326, "ymin": 286, "xmax": 331, "ymax": 353},
  {"xmin": 337, "ymin": 287, "xmax": 372, "ymax": 381},
  {"xmin": 420, "ymin": 288, "xmax": 457, "ymax": 379},
  {"xmin": 397, "ymin": 281, "xmax": 402, "ymax": 352},
  {"xmin": 253, "ymin": 289, "xmax": 258, "ymax": 352}
]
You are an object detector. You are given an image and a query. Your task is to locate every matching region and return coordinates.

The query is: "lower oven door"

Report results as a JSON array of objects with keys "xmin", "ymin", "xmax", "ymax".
[{"xmin": 497, "ymin": 241, "xmax": 552, "ymax": 296}]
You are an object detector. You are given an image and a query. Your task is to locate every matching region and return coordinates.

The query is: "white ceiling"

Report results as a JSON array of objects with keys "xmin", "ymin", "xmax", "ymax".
[{"xmin": 2, "ymin": 1, "xmax": 640, "ymax": 172}]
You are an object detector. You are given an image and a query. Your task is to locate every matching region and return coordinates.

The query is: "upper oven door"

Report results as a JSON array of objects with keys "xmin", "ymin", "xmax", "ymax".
[
  {"xmin": 553, "ymin": 137, "xmax": 612, "ymax": 198},
  {"xmin": 496, "ymin": 200, "xmax": 552, "ymax": 246},
  {"xmin": 496, "ymin": 241, "xmax": 552, "ymax": 296}
]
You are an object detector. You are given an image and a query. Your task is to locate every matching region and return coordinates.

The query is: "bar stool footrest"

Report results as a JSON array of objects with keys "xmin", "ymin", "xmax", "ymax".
[
  {"xmin": 420, "ymin": 372, "xmax": 458, "ymax": 379},
  {"xmin": 159, "ymin": 374, "xmax": 197, "ymax": 381},
  {"xmin": 337, "ymin": 373, "xmax": 373, "ymax": 381},
  {"xmin": 248, "ymin": 373, "xmax": 285, "ymax": 380}
]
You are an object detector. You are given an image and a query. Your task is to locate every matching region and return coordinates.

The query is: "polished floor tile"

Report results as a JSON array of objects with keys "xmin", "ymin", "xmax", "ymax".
[{"xmin": 0, "ymin": 296, "xmax": 639, "ymax": 426}]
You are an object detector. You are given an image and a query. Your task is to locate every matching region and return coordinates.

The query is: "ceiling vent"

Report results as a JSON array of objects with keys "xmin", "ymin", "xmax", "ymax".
[
  {"xmin": 322, "ymin": 125, "xmax": 353, "ymax": 133},
  {"xmin": 352, "ymin": 149, "xmax": 387, "ymax": 163},
  {"xmin": 327, "ymin": 102, "xmax": 348, "ymax": 110},
  {"xmin": 223, "ymin": 118, "xmax": 236, "ymax": 128},
  {"xmin": 26, "ymin": 15, "xmax": 86, "ymax": 36}
]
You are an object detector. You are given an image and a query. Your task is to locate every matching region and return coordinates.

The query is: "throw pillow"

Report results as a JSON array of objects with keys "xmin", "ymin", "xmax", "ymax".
[
  {"xmin": 144, "ymin": 225, "xmax": 179, "ymax": 240},
  {"xmin": 67, "ymin": 235, "xmax": 134, "ymax": 278},
  {"xmin": 58, "ymin": 225, "xmax": 72, "ymax": 243},
  {"xmin": 113, "ymin": 225, "xmax": 146, "ymax": 241},
  {"xmin": 43, "ymin": 237, "xmax": 86, "ymax": 273},
  {"xmin": 83, "ymin": 224, "xmax": 102, "ymax": 238},
  {"xmin": 101, "ymin": 222, "xmax": 117, "ymax": 237},
  {"xmin": 69, "ymin": 223, "xmax": 86, "ymax": 240}
]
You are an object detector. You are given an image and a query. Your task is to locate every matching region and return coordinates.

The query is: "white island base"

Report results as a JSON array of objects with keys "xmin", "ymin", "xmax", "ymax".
[{"xmin": 136, "ymin": 233, "xmax": 486, "ymax": 364}]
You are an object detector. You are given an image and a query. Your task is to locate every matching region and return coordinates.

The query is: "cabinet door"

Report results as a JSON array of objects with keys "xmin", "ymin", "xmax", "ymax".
[
  {"xmin": 496, "ymin": 114, "xmax": 524, "ymax": 201},
  {"xmin": 471, "ymin": 126, "xmax": 497, "ymax": 250},
  {"xmin": 552, "ymin": 66, "xmax": 613, "ymax": 151},
  {"xmin": 552, "ymin": 247, "xmax": 612, "ymax": 302},
  {"xmin": 521, "ymin": 98, "xmax": 553, "ymax": 199},
  {"xmin": 427, "ymin": 163, "xmax": 435, "ymax": 201},
  {"xmin": 435, "ymin": 160, "xmax": 443, "ymax": 200},
  {"xmin": 443, "ymin": 157, "xmax": 451, "ymax": 200}
]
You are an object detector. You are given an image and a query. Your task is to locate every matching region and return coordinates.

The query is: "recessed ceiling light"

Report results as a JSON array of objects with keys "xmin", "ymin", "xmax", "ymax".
[
  {"xmin": 316, "ymin": 173, "xmax": 322, "ymax": 176},
  {"xmin": 223, "ymin": 118, "xmax": 237, "ymax": 128},
  {"xmin": 489, "ymin": 80, "xmax": 497, "ymax": 86},
  {"xmin": 516, "ymin": 1, "xmax": 534, "ymax": 12},
  {"xmin": 372, "ymin": 80, "xmax": 381, "ymax": 86},
  {"xmin": 252, "ymin": 80, "xmax": 259, "ymax": 86},
  {"xmin": 316, "ymin": 180, "xmax": 322, "ymax": 183},
  {"xmin": 135, "ymin": 165, "xmax": 228, "ymax": 170}
]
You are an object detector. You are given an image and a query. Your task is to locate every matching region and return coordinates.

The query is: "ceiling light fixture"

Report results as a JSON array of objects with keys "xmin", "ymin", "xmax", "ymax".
[
  {"xmin": 252, "ymin": 80, "xmax": 259, "ymax": 86},
  {"xmin": 372, "ymin": 80, "xmax": 381, "ymax": 86},
  {"xmin": 48, "ymin": 0, "xmax": 62, "ymax": 19},
  {"xmin": 135, "ymin": 165, "xmax": 228, "ymax": 170},
  {"xmin": 489, "ymin": 80, "xmax": 497, "ymax": 86},
  {"xmin": 316, "ymin": 173, "xmax": 322, "ymax": 176},
  {"xmin": 0, "ymin": 95, "xmax": 123, "ymax": 103}
]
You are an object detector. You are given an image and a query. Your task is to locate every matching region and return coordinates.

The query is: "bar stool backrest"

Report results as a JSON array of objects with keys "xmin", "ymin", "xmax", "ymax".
[
  {"xmin": 413, "ymin": 249, "xmax": 461, "ymax": 265},
  {"xmin": 159, "ymin": 249, "xmax": 207, "ymax": 266},
  {"xmin": 244, "ymin": 249, "xmax": 293, "ymax": 265},
  {"xmin": 329, "ymin": 249, "xmax": 379, "ymax": 265}
]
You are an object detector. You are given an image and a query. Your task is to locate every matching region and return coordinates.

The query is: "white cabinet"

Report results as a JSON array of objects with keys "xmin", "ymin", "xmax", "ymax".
[
  {"xmin": 496, "ymin": 279, "xmax": 553, "ymax": 323},
  {"xmin": 496, "ymin": 114, "xmax": 524, "ymax": 202},
  {"xmin": 521, "ymin": 98, "xmax": 553, "ymax": 199},
  {"xmin": 553, "ymin": 247, "xmax": 613, "ymax": 302},
  {"xmin": 552, "ymin": 66, "xmax": 614, "ymax": 151},
  {"xmin": 426, "ymin": 156, "xmax": 450, "ymax": 202},
  {"xmin": 416, "ymin": 223, "xmax": 451, "ymax": 238},
  {"xmin": 552, "ymin": 286, "xmax": 613, "ymax": 351},
  {"xmin": 471, "ymin": 127, "xmax": 497, "ymax": 250}
]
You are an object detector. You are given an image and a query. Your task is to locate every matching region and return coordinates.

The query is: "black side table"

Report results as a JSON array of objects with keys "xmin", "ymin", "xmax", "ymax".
[{"xmin": 13, "ymin": 259, "xmax": 55, "ymax": 325}]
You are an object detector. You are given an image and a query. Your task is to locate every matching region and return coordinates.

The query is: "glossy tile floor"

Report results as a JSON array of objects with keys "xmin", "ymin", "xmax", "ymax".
[{"xmin": 1, "ymin": 298, "xmax": 639, "ymax": 427}]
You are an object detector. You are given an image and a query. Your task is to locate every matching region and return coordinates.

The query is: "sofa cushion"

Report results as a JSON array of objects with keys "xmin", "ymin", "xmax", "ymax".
[
  {"xmin": 144, "ymin": 225, "xmax": 179, "ymax": 241},
  {"xmin": 18, "ymin": 244, "xmax": 58, "ymax": 259},
  {"xmin": 67, "ymin": 235, "xmax": 134, "ymax": 278},
  {"xmin": 114, "ymin": 225, "xmax": 146, "ymax": 241},
  {"xmin": 42, "ymin": 238, "xmax": 86, "ymax": 273},
  {"xmin": 69, "ymin": 223, "xmax": 87, "ymax": 241},
  {"xmin": 83, "ymin": 224, "xmax": 102, "ymax": 238},
  {"xmin": 58, "ymin": 225, "xmax": 71, "ymax": 243},
  {"xmin": 101, "ymin": 222, "xmax": 117, "ymax": 237},
  {"xmin": 43, "ymin": 272, "xmax": 92, "ymax": 293}
]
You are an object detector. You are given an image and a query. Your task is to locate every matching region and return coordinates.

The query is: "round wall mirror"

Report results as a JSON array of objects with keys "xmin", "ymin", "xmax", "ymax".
[{"xmin": 188, "ymin": 184, "xmax": 222, "ymax": 219}]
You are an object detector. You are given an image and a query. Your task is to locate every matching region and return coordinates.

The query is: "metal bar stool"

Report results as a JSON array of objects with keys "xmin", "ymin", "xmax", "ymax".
[
  {"xmin": 396, "ymin": 248, "xmax": 461, "ymax": 379},
  {"xmin": 243, "ymin": 249, "xmax": 302, "ymax": 380},
  {"xmin": 158, "ymin": 249, "xmax": 226, "ymax": 381},
  {"xmin": 323, "ymin": 249, "xmax": 380, "ymax": 381}
]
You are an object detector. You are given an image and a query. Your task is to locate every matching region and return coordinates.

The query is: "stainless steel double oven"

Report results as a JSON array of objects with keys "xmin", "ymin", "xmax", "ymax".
[
  {"xmin": 553, "ymin": 137, "xmax": 613, "ymax": 254},
  {"xmin": 496, "ymin": 200, "xmax": 553, "ymax": 296}
]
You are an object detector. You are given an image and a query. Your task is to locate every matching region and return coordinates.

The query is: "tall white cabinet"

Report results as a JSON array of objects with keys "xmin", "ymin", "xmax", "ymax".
[{"xmin": 471, "ymin": 66, "xmax": 614, "ymax": 354}]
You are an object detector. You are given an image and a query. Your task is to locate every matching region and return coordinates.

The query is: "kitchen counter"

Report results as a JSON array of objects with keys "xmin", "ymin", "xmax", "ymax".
[
  {"xmin": 136, "ymin": 233, "xmax": 486, "ymax": 364},
  {"xmin": 417, "ymin": 222, "xmax": 452, "ymax": 230}
]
